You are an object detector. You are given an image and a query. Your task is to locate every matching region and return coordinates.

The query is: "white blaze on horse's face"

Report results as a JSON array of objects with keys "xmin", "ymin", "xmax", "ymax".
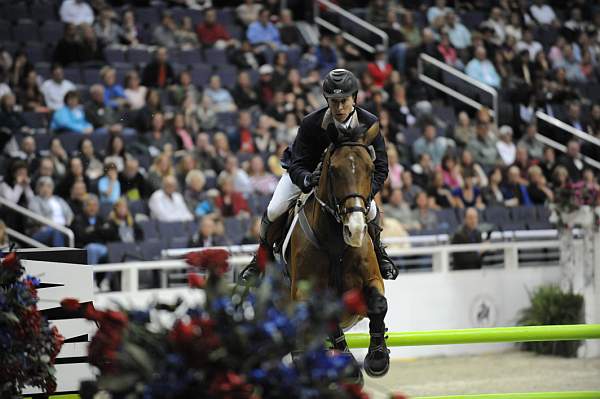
[{"xmin": 343, "ymin": 197, "xmax": 367, "ymax": 247}]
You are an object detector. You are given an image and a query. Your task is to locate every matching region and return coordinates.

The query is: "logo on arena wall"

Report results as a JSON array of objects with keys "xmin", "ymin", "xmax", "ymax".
[{"xmin": 470, "ymin": 294, "xmax": 497, "ymax": 327}]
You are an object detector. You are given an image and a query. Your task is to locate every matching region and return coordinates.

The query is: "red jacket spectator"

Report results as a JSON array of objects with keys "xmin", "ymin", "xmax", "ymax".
[
  {"xmin": 215, "ymin": 175, "xmax": 250, "ymax": 217},
  {"xmin": 196, "ymin": 8, "xmax": 231, "ymax": 47},
  {"xmin": 367, "ymin": 47, "xmax": 392, "ymax": 88}
]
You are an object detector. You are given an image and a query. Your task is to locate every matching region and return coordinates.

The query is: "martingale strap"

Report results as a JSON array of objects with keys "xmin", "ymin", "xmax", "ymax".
[{"xmin": 298, "ymin": 206, "xmax": 322, "ymax": 250}]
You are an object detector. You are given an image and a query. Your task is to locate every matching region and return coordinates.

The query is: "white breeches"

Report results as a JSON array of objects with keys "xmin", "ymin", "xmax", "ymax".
[{"xmin": 267, "ymin": 173, "xmax": 378, "ymax": 222}]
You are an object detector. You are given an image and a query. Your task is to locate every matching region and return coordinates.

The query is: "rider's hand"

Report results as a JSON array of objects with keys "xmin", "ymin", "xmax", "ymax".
[{"xmin": 302, "ymin": 169, "xmax": 321, "ymax": 193}]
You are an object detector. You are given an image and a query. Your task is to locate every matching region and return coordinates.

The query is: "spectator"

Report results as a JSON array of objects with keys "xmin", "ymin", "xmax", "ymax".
[
  {"xmin": 272, "ymin": 52, "xmax": 289, "ymax": 89},
  {"xmin": 241, "ymin": 217, "xmax": 261, "ymax": 245},
  {"xmin": 496, "ymin": 125, "xmax": 516, "ymax": 166},
  {"xmin": 253, "ymin": 115, "xmax": 278, "ymax": 154},
  {"xmin": 0, "ymin": 220, "xmax": 11, "ymax": 251},
  {"xmin": 412, "ymin": 123, "xmax": 452, "ymax": 166},
  {"xmin": 466, "ymin": 120, "xmax": 499, "ymax": 168},
  {"xmin": 229, "ymin": 39, "xmax": 265, "ymax": 70},
  {"xmin": 440, "ymin": 154, "xmax": 463, "ymax": 190},
  {"xmin": 147, "ymin": 152, "xmax": 175, "ymax": 192},
  {"xmin": 54, "ymin": 23, "xmax": 83, "ymax": 66},
  {"xmin": 78, "ymin": 137, "xmax": 104, "ymax": 180},
  {"xmin": 97, "ymin": 162, "xmax": 121, "ymax": 205},
  {"xmin": 50, "ymin": 91, "xmax": 94, "ymax": 134},
  {"xmin": 232, "ymin": 71, "xmax": 260, "ymax": 110},
  {"xmin": 172, "ymin": 112, "xmax": 195, "ymax": 151},
  {"xmin": 513, "ymin": 147, "xmax": 532, "ymax": 181},
  {"xmin": 502, "ymin": 165, "xmax": 532, "ymax": 207},
  {"xmin": 237, "ymin": 0, "xmax": 262, "ymax": 27},
  {"xmin": 8, "ymin": 51, "xmax": 33, "ymax": 95},
  {"xmin": 17, "ymin": 70, "xmax": 46, "ymax": 112},
  {"xmin": 453, "ymin": 111, "xmax": 474, "ymax": 146},
  {"xmin": 564, "ymin": 102, "xmax": 588, "ymax": 133},
  {"xmin": 94, "ymin": 7, "xmax": 122, "ymax": 48},
  {"xmin": 256, "ymin": 64, "xmax": 275, "ymax": 108},
  {"xmin": 485, "ymin": 7, "xmax": 507, "ymax": 46},
  {"xmin": 481, "ymin": 166, "xmax": 505, "ymax": 206},
  {"xmin": 412, "ymin": 191, "xmax": 438, "ymax": 230},
  {"xmin": 79, "ymin": 23, "xmax": 103, "ymax": 63},
  {"xmin": 451, "ymin": 207, "xmax": 483, "ymax": 270},
  {"xmin": 386, "ymin": 146, "xmax": 404, "ymax": 190},
  {"xmin": 247, "ymin": 155, "xmax": 278, "ymax": 195},
  {"xmin": 103, "ymin": 198, "xmax": 143, "ymax": 243},
  {"xmin": 219, "ymin": 155, "xmax": 253, "ymax": 195},
  {"xmin": 120, "ymin": 9, "xmax": 140, "ymax": 46},
  {"xmin": 437, "ymin": 32, "xmax": 462, "ymax": 69},
  {"xmin": 85, "ymin": 84, "xmax": 123, "ymax": 135},
  {"xmin": 196, "ymin": 7, "xmax": 233, "ymax": 48},
  {"xmin": 175, "ymin": 153, "xmax": 197, "ymax": 188},
  {"xmin": 460, "ymin": 149, "xmax": 488, "ymax": 188},
  {"xmin": 194, "ymin": 132, "xmax": 223, "ymax": 173},
  {"xmin": 367, "ymin": 46, "xmax": 393, "ymax": 88},
  {"xmin": 60, "ymin": 0, "xmax": 94, "ymax": 26},
  {"xmin": 466, "ymin": 46, "xmax": 501, "ymax": 88},
  {"xmin": 516, "ymin": 29, "xmax": 543, "ymax": 60},
  {"xmin": 555, "ymin": 44, "xmax": 586, "ymax": 83},
  {"xmin": 316, "ymin": 35, "xmax": 338, "ymax": 72},
  {"xmin": 47, "ymin": 138, "xmax": 69, "ymax": 179},
  {"xmin": 176, "ymin": 16, "xmax": 200, "ymax": 49},
  {"xmin": 529, "ymin": 0, "xmax": 558, "ymax": 26},
  {"xmin": 0, "ymin": 94, "xmax": 31, "ymax": 134},
  {"xmin": 184, "ymin": 169, "xmax": 214, "ymax": 217},
  {"xmin": 428, "ymin": 170, "xmax": 455, "ymax": 209},
  {"xmin": 278, "ymin": 9, "xmax": 303, "ymax": 47},
  {"xmin": 56, "ymin": 156, "xmax": 91, "ymax": 198},
  {"xmin": 189, "ymin": 216, "xmax": 227, "ymax": 247},
  {"xmin": 411, "ymin": 152, "xmax": 434, "ymax": 190},
  {"xmin": 31, "ymin": 157, "xmax": 55, "ymax": 190},
  {"xmin": 214, "ymin": 175, "xmax": 250, "ymax": 217},
  {"xmin": 401, "ymin": 170, "xmax": 422, "ymax": 207},
  {"xmin": 71, "ymin": 194, "xmax": 107, "ymax": 265},
  {"xmin": 169, "ymin": 70, "xmax": 200, "ymax": 107},
  {"xmin": 119, "ymin": 157, "xmax": 150, "ymax": 201},
  {"xmin": 446, "ymin": 11, "xmax": 471, "ymax": 51},
  {"xmin": 28, "ymin": 177, "xmax": 74, "ymax": 247},
  {"xmin": 452, "ymin": 174, "xmax": 485, "ymax": 209},
  {"xmin": 149, "ymin": 175, "xmax": 194, "ymax": 222},
  {"xmin": 124, "ymin": 70, "xmax": 147, "ymax": 111},
  {"xmin": 100, "ymin": 66, "xmax": 126, "ymax": 110},
  {"xmin": 367, "ymin": 0, "xmax": 390, "ymax": 28},
  {"xmin": 41, "ymin": 64, "xmax": 76, "ymax": 111},
  {"xmin": 0, "ymin": 160, "xmax": 34, "ymax": 209},
  {"xmin": 142, "ymin": 47, "xmax": 176, "ymax": 88},
  {"xmin": 188, "ymin": 95, "xmax": 218, "ymax": 132},
  {"xmin": 517, "ymin": 123, "xmax": 544, "ymax": 160},
  {"xmin": 384, "ymin": 188, "xmax": 419, "ymax": 230},
  {"xmin": 104, "ymin": 134, "xmax": 128, "ymax": 172},
  {"xmin": 557, "ymin": 140, "xmax": 584, "ymax": 181},
  {"xmin": 68, "ymin": 180, "xmax": 88, "ymax": 215},
  {"xmin": 427, "ymin": 0, "xmax": 452, "ymax": 24},
  {"xmin": 144, "ymin": 112, "xmax": 177, "ymax": 158},
  {"xmin": 153, "ymin": 11, "xmax": 178, "ymax": 48},
  {"xmin": 247, "ymin": 9, "xmax": 281, "ymax": 49},
  {"xmin": 527, "ymin": 165, "xmax": 553, "ymax": 205},
  {"xmin": 204, "ymin": 75, "xmax": 237, "ymax": 113}
]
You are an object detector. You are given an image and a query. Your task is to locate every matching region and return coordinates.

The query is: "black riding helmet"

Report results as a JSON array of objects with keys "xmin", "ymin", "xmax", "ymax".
[{"xmin": 322, "ymin": 68, "xmax": 359, "ymax": 100}]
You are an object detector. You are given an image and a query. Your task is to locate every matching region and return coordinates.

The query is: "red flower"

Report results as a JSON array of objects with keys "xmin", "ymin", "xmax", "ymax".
[
  {"xmin": 390, "ymin": 393, "xmax": 410, "ymax": 399},
  {"xmin": 83, "ymin": 303, "xmax": 102, "ymax": 321},
  {"xmin": 342, "ymin": 289, "xmax": 367, "ymax": 315},
  {"xmin": 60, "ymin": 298, "xmax": 81, "ymax": 312},
  {"xmin": 343, "ymin": 383, "xmax": 370, "ymax": 399},
  {"xmin": 103, "ymin": 310, "xmax": 129, "ymax": 328},
  {"xmin": 170, "ymin": 320, "xmax": 196, "ymax": 344},
  {"xmin": 185, "ymin": 249, "xmax": 230, "ymax": 276},
  {"xmin": 2, "ymin": 251, "xmax": 19, "ymax": 271},
  {"xmin": 50, "ymin": 326, "xmax": 64, "ymax": 362},
  {"xmin": 188, "ymin": 272, "xmax": 206, "ymax": 288}
]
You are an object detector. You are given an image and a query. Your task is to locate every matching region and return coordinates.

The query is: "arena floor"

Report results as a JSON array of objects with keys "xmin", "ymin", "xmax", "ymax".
[{"xmin": 364, "ymin": 350, "xmax": 600, "ymax": 398}]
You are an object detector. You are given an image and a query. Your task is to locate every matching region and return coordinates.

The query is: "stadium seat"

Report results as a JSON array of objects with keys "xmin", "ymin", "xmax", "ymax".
[
  {"xmin": 203, "ymin": 47, "xmax": 228, "ymax": 66},
  {"xmin": 177, "ymin": 49, "xmax": 203, "ymax": 67},
  {"xmin": 217, "ymin": 65, "xmax": 238, "ymax": 89},
  {"xmin": 1, "ymin": 2, "xmax": 29, "ymax": 21},
  {"xmin": 104, "ymin": 48, "xmax": 127, "ymax": 64},
  {"xmin": 138, "ymin": 220, "xmax": 159, "ymax": 240},
  {"xmin": 217, "ymin": 8, "xmax": 234, "ymax": 25},
  {"xmin": 128, "ymin": 200, "xmax": 149, "ymax": 217},
  {"xmin": 12, "ymin": 21, "xmax": 40, "ymax": 43},
  {"xmin": 528, "ymin": 220, "xmax": 553, "ymax": 230},
  {"xmin": 21, "ymin": 112, "xmax": 48, "ymax": 129},
  {"xmin": 190, "ymin": 63, "xmax": 212, "ymax": 87},
  {"xmin": 134, "ymin": 7, "xmax": 161, "ymax": 26},
  {"xmin": 139, "ymin": 240, "xmax": 163, "ymax": 261},
  {"xmin": 24, "ymin": 44, "xmax": 46, "ymax": 64},
  {"xmin": 510, "ymin": 206, "xmax": 537, "ymax": 223},
  {"xmin": 223, "ymin": 217, "xmax": 249, "ymax": 245},
  {"xmin": 0, "ymin": 20, "xmax": 10, "ymax": 41},
  {"xmin": 39, "ymin": 21, "xmax": 63, "ymax": 44},
  {"xmin": 483, "ymin": 206, "xmax": 511, "ymax": 225},
  {"xmin": 157, "ymin": 221, "xmax": 187, "ymax": 241},
  {"xmin": 82, "ymin": 68, "xmax": 101, "ymax": 85},
  {"xmin": 535, "ymin": 205, "xmax": 551, "ymax": 222},
  {"xmin": 30, "ymin": 2, "xmax": 57, "ymax": 22},
  {"xmin": 127, "ymin": 48, "xmax": 152, "ymax": 66},
  {"xmin": 99, "ymin": 202, "xmax": 113, "ymax": 219},
  {"xmin": 106, "ymin": 242, "xmax": 140, "ymax": 263},
  {"xmin": 63, "ymin": 67, "xmax": 82, "ymax": 84}
]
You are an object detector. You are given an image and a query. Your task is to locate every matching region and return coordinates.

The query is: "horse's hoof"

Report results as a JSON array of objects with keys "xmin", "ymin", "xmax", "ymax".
[{"xmin": 364, "ymin": 347, "xmax": 390, "ymax": 378}]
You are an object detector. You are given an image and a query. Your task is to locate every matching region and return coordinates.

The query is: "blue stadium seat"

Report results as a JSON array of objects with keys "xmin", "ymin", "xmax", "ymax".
[
  {"xmin": 528, "ymin": 220, "xmax": 553, "ymax": 230},
  {"xmin": 138, "ymin": 220, "xmax": 159, "ymax": 240},
  {"xmin": 128, "ymin": 200, "xmax": 148, "ymax": 217},
  {"xmin": 203, "ymin": 47, "xmax": 228, "ymax": 66},
  {"xmin": 483, "ymin": 206, "xmax": 511, "ymax": 225},
  {"xmin": 157, "ymin": 221, "xmax": 187, "ymax": 241},
  {"xmin": 139, "ymin": 240, "xmax": 163, "ymax": 261},
  {"xmin": 99, "ymin": 202, "xmax": 113, "ymax": 219},
  {"xmin": 63, "ymin": 67, "xmax": 82, "ymax": 84},
  {"xmin": 217, "ymin": 65, "xmax": 237, "ymax": 89},
  {"xmin": 104, "ymin": 48, "xmax": 127, "ymax": 64},
  {"xmin": 58, "ymin": 133, "xmax": 85, "ymax": 153},
  {"xmin": 82, "ymin": 68, "xmax": 101, "ymax": 85},
  {"xmin": 0, "ymin": 21, "xmax": 10, "ymax": 40},
  {"xmin": 217, "ymin": 8, "xmax": 234, "ymax": 25},
  {"xmin": 12, "ymin": 21, "xmax": 40, "ymax": 43},
  {"xmin": 190, "ymin": 63, "xmax": 212, "ymax": 87},
  {"xmin": 177, "ymin": 49, "xmax": 203, "ymax": 67},
  {"xmin": 510, "ymin": 206, "xmax": 537, "ymax": 223},
  {"xmin": 21, "ymin": 112, "xmax": 48, "ymax": 129},
  {"xmin": 39, "ymin": 21, "xmax": 63, "ymax": 44},
  {"xmin": 127, "ymin": 48, "xmax": 152, "ymax": 66},
  {"xmin": 30, "ymin": 2, "xmax": 57, "ymax": 22},
  {"xmin": 536, "ymin": 206, "xmax": 551, "ymax": 222},
  {"xmin": 1, "ymin": 2, "xmax": 29, "ymax": 21},
  {"xmin": 106, "ymin": 242, "xmax": 140, "ymax": 263},
  {"xmin": 223, "ymin": 217, "xmax": 250, "ymax": 245},
  {"xmin": 24, "ymin": 43, "xmax": 46, "ymax": 64},
  {"xmin": 135, "ymin": 7, "xmax": 161, "ymax": 26}
]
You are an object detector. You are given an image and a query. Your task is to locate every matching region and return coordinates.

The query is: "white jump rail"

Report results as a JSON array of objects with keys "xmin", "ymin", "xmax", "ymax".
[
  {"xmin": 95, "ymin": 239, "xmax": 562, "ymax": 293},
  {"xmin": 314, "ymin": 0, "xmax": 388, "ymax": 54},
  {"xmin": 417, "ymin": 53, "xmax": 498, "ymax": 129}
]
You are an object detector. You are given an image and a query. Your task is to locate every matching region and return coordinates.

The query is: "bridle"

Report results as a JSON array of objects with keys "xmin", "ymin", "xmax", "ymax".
[{"xmin": 314, "ymin": 141, "xmax": 374, "ymax": 224}]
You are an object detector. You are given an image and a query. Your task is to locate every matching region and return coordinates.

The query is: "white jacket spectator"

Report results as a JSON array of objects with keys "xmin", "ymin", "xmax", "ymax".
[
  {"xmin": 516, "ymin": 29, "xmax": 543, "ymax": 60},
  {"xmin": 59, "ymin": 0, "xmax": 94, "ymax": 26},
  {"xmin": 530, "ymin": 0, "xmax": 556, "ymax": 25},
  {"xmin": 149, "ymin": 175, "xmax": 194, "ymax": 222},
  {"xmin": 41, "ymin": 66, "xmax": 76, "ymax": 111},
  {"xmin": 496, "ymin": 125, "xmax": 517, "ymax": 166}
]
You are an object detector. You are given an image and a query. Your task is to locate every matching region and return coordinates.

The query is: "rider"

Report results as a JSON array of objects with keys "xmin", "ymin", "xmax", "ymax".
[{"xmin": 240, "ymin": 68, "xmax": 398, "ymax": 282}]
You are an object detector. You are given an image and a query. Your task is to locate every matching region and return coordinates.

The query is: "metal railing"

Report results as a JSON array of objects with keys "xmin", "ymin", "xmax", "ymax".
[
  {"xmin": 0, "ymin": 197, "xmax": 75, "ymax": 248},
  {"xmin": 417, "ymin": 53, "xmax": 498, "ymax": 129},
  {"xmin": 313, "ymin": 0, "xmax": 388, "ymax": 54},
  {"xmin": 537, "ymin": 111, "xmax": 600, "ymax": 148},
  {"xmin": 5, "ymin": 226, "xmax": 46, "ymax": 248},
  {"xmin": 535, "ymin": 133, "xmax": 600, "ymax": 170},
  {"xmin": 94, "ymin": 239, "xmax": 562, "ymax": 293}
]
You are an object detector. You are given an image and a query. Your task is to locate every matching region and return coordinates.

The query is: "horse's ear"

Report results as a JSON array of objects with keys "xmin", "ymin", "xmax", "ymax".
[{"xmin": 364, "ymin": 121, "xmax": 379, "ymax": 145}]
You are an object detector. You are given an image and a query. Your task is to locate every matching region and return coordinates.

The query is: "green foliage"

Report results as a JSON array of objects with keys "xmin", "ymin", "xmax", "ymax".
[{"xmin": 517, "ymin": 285, "xmax": 584, "ymax": 357}]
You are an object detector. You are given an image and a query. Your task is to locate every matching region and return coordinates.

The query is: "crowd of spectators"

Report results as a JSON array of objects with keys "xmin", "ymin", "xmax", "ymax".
[{"xmin": 0, "ymin": 0, "xmax": 599, "ymax": 278}]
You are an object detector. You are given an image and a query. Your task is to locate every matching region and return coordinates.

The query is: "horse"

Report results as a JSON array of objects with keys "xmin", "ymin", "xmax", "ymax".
[{"xmin": 288, "ymin": 124, "xmax": 390, "ymax": 380}]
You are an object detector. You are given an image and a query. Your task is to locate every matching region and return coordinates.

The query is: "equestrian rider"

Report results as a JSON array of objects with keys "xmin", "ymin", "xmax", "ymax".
[{"xmin": 240, "ymin": 68, "xmax": 398, "ymax": 282}]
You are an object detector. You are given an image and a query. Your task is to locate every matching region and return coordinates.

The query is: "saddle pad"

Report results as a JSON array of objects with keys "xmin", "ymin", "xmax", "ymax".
[{"xmin": 281, "ymin": 191, "xmax": 314, "ymax": 264}]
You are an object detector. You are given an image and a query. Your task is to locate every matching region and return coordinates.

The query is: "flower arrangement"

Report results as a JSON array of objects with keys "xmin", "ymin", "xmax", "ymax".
[
  {"xmin": 0, "ymin": 251, "xmax": 64, "ymax": 397},
  {"xmin": 65, "ymin": 248, "xmax": 407, "ymax": 399},
  {"xmin": 549, "ymin": 181, "xmax": 600, "ymax": 229}
]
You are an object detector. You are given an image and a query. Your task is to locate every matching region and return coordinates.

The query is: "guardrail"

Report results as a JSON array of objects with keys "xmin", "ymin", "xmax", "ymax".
[
  {"xmin": 313, "ymin": 0, "xmax": 388, "ymax": 54},
  {"xmin": 0, "ymin": 197, "xmax": 75, "ymax": 247},
  {"xmin": 5, "ymin": 226, "xmax": 46, "ymax": 248},
  {"xmin": 537, "ymin": 111, "xmax": 600, "ymax": 147},
  {"xmin": 94, "ymin": 239, "xmax": 562, "ymax": 293},
  {"xmin": 535, "ymin": 133, "xmax": 600, "ymax": 170},
  {"xmin": 417, "ymin": 53, "xmax": 498, "ymax": 129}
]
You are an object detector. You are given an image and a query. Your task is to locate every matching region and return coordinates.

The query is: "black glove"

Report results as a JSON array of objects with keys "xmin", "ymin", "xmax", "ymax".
[{"xmin": 301, "ymin": 169, "xmax": 321, "ymax": 193}]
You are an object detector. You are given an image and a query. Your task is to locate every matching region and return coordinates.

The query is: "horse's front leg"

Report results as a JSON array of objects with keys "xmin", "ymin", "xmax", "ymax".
[
  {"xmin": 363, "ymin": 286, "xmax": 390, "ymax": 377},
  {"xmin": 329, "ymin": 324, "xmax": 364, "ymax": 386}
]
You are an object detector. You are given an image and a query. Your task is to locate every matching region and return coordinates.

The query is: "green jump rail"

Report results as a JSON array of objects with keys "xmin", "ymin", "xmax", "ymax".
[
  {"xmin": 413, "ymin": 392, "xmax": 600, "ymax": 399},
  {"xmin": 345, "ymin": 324, "xmax": 600, "ymax": 348}
]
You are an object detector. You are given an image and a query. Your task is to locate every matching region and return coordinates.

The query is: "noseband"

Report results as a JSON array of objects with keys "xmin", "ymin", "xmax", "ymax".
[{"xmin": 314, "ymin": 142, "xmax": 373, "ymax": 224}]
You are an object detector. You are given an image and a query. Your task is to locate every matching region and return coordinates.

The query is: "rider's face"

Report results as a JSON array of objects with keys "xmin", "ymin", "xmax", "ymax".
[{"xmin": 328, "ymin": 96, "xmax": 355, "ymax": 122}]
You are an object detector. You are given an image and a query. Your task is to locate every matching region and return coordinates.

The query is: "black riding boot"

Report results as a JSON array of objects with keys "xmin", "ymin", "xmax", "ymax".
[
  {"xmin": 239, "ymin": 211, "xmax": 272, "ymax": 285},
  {"xmin": 368, "ymin": 210, "xmax": 399, "ymax": 280}
]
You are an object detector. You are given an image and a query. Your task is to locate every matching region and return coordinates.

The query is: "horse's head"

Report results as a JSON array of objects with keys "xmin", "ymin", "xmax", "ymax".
[{"xmin": 318, "ymin": 125, "xmax": 376, "ymax": 247}]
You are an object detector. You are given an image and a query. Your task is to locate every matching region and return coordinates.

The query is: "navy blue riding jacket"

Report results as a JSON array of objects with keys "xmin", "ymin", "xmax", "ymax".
[{"xmin": 284, "ymin": 106, "xmax": 389, "ymax": 197}]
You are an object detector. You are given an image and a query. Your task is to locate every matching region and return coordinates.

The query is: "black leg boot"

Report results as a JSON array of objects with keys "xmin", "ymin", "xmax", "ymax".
[
  {"xmin": 364, "ymin": 287, "xmax": 390, "ymax": 378},
  {"xmin": 368, "ymin": 209, "xmax": 399, "ymax": 280},
  {"xmin": 238, "ymin": 211, "xmax": 272, "ymax": 285},
  {"xmin": 329, "ymin": 325, "xmax": 363, "ymax": 386}
]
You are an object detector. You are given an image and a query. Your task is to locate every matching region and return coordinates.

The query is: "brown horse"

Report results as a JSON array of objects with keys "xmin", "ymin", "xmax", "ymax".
[{"xmin": 289, "ymin": 125, "xmax": 390, "ymax": 379}]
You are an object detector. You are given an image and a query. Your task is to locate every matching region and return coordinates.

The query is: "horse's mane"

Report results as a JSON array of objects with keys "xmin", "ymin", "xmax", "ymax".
[{"xmin": 334, "ymin": 124, "xmax": 368, "ymax": 145}]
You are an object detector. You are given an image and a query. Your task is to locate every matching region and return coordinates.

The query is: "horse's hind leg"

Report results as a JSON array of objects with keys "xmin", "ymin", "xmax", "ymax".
[
  {"xmin": 329, "ymin": 324, "xmax": 364, "ymax": 386},
  {"xmin": 363, "ymin": 286, "xmax": 390, "ymax": 377}
]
